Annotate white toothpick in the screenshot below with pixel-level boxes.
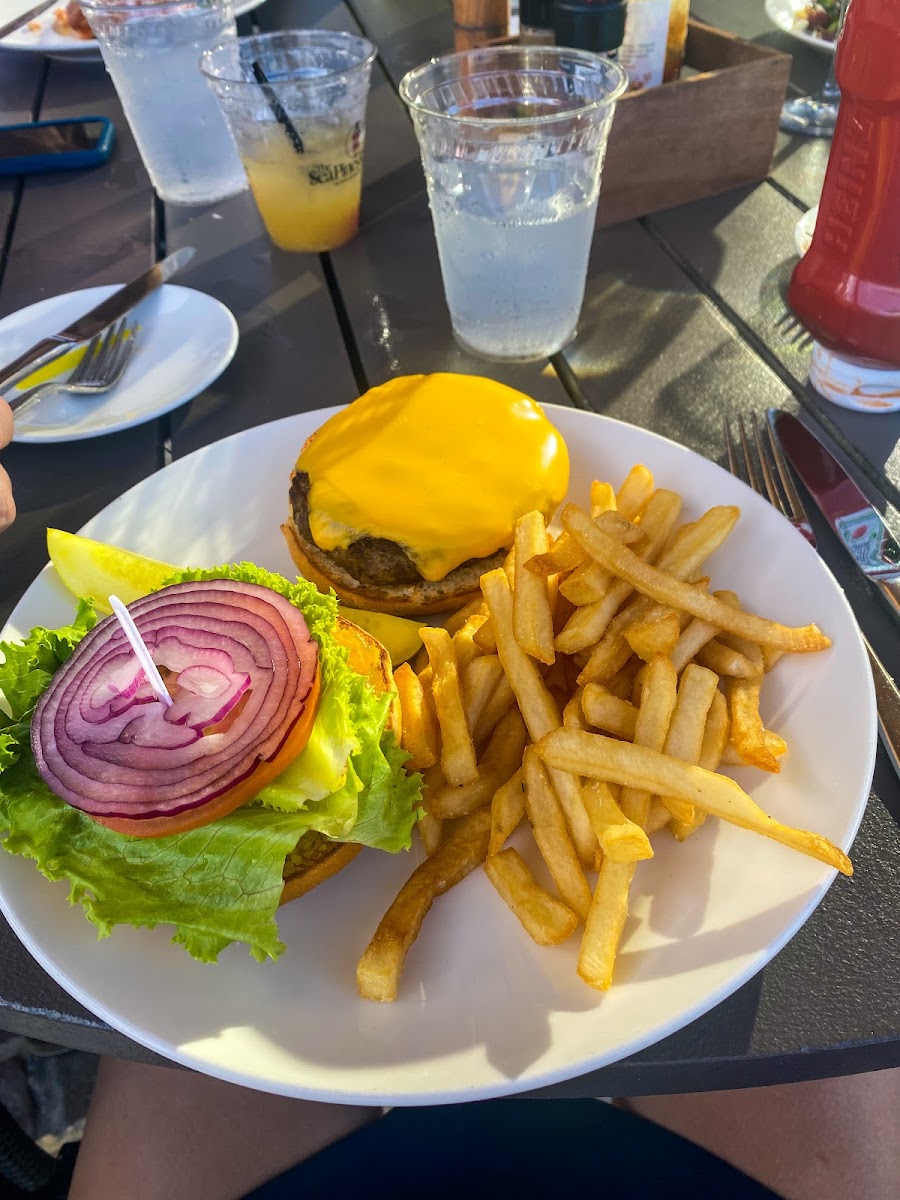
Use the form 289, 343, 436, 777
109, 594, 173, 709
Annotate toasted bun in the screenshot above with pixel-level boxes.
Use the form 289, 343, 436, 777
279, 616, 398, 905
281, 517, 485, 617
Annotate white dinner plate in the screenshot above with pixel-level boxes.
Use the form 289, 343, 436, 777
0, 407, 875, 1104
765, 0, 837, 53
0, 0, 265, 56
2, 284, 238, 443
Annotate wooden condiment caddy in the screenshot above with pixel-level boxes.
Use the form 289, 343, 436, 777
450, 10, 792, 227
597, 20, 792, 226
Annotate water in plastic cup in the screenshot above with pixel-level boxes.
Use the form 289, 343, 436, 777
202, 31, 375, 253
80, 0, 246, 206
400, 47, 627, 361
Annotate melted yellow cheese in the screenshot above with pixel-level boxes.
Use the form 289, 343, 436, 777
299, 374, 569, 583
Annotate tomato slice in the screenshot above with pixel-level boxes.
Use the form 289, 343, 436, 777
92, 668, 321, 838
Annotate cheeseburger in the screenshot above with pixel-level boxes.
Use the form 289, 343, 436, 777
282, 374, 570, 616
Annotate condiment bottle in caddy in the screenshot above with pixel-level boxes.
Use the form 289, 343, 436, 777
619, 0, 690, 89
788, 0, 900, 413
554, 1, 628, 59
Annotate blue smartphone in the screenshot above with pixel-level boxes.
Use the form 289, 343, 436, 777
0, 116, 115, 176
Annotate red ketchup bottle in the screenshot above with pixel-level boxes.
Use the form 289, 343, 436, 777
788, 0, 900, 412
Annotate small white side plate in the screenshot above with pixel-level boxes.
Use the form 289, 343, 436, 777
2, 284, 239, 443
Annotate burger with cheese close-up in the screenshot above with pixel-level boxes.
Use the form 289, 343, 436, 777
282, 373, 571, 616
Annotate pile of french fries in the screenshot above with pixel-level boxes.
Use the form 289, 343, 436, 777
356, 466, 852, 1004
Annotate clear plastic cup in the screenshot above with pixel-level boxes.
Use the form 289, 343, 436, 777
80, 0, 247, 206
400, 46, 627, 361
202, 31, 376, 253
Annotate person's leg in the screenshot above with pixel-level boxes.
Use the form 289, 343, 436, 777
623, 1066, 900, 1200
68, 1058, 378, 1200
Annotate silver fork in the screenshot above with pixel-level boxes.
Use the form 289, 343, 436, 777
725, 410, 900, 781
9, 319, 138, 418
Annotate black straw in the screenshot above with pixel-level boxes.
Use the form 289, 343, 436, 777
251, 60, 305, 154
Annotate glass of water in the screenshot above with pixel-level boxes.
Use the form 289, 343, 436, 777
80, 0, 247, 206
400, 46, 627, 362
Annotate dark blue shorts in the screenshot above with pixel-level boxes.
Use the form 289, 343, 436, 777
246, 1099, 781, 1199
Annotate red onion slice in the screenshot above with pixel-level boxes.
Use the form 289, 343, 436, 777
32, 580, 319, 821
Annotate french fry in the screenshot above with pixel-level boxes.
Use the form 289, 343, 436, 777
646, 797, 672, 835
420, 627, 478, 787
616, 464, 654, 521
559, 560, 613, 606
472, 617, 498, 653
716, 612, 781, 773
489, 767, 525, 856
575, 511, 737, 683
462, 654, 504, 735
624, 611, 681, 661
537, 729, 852, 875
721, 729, 788, 767
418, 763, 445, 854
578, 859, 636, 991
764, 647, 785, 673
452, 614, 488, 671
562, 504, 831, 653
503, 542, 516, 587
557, 581, 633, 656
658, 663, 719, 822
654, 507, 741, 577
671, 616, 719, 674
555, 494, 682, 654
560, 491, 642, 604
485, 849, 579, 946
582, 683, 638, 741
473, 672, 516, 747
562, 688, 587, 730
728, 674, 781, 772
766, 730, 788, 757
553, 591, 577, 637
481, 568, 598, 867
513, 511, 555, 665
357, 809, 491, 1002
394, 663, 439, 771
525, 531, 586, 579
559, 529, 646, 607
695, 639, 758, 679
417, 811, 444, 856
523, 748, 592, 922
619, 653, 678, 828
591, 479, 618, 515
606, 660, 642, 702
671, 689, 730, 841
444, 596, 486, 637
578, 578, 711, 687
582, 778, 653, 864
427, 707, 528, 820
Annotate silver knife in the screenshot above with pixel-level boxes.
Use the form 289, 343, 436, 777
0, 246, 195, 395
0, 2, 55, 41
772, 409, 900, 777
772, 410, 900, 622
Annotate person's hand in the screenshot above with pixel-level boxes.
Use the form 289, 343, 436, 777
0, 398, 14, 531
